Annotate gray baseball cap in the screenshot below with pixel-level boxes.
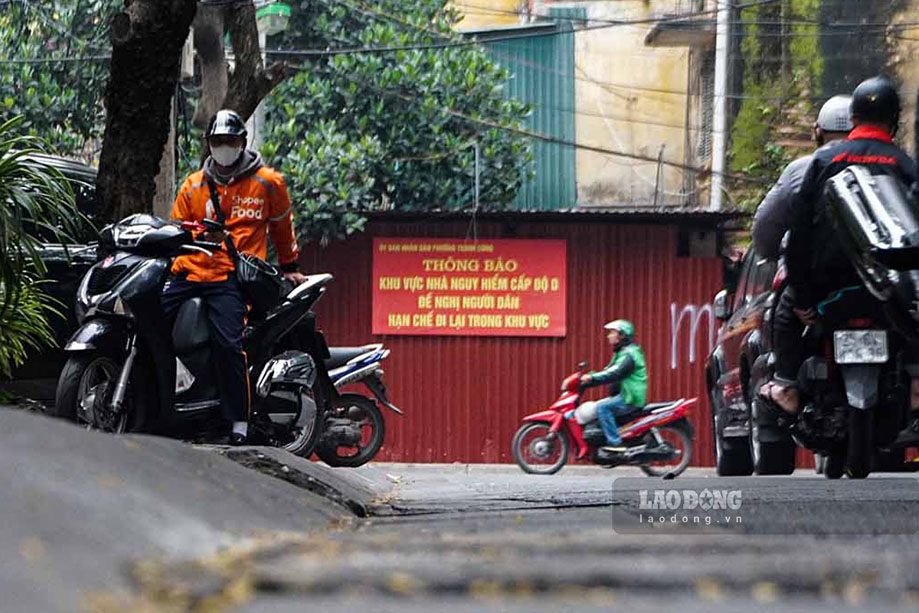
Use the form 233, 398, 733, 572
816, 95, 853, 132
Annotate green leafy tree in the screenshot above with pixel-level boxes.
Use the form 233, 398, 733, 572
261, 0, 532, 243
0, 1, 120, 162
729, 0, 822, 211
0, 117, 85, 378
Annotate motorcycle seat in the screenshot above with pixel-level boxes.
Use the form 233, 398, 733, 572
617, 407, 646, 425
617, 400, 683, 426
643, 399, 682, 412
324, 344, 382, 369
173, 298, 211, 354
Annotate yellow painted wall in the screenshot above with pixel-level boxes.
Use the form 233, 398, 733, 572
540, 1, 694, 207
451, 0, 522, 30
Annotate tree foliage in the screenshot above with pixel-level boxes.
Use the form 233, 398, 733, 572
728, 0, 822, 211
261, 0, 532, 243
0, 0, 120, 161
0, 282, 60, 380
0, 117, 85, 378
1, 0, 532, 244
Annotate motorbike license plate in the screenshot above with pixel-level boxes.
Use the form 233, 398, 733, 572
833, 330, 888, 364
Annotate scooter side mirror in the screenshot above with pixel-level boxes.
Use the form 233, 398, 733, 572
713, 289, 732, 321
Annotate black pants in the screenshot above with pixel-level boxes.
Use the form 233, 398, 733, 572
161, 277, 249, 423
772, 286, 806, 385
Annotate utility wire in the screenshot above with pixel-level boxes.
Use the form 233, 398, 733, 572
453, 1, 919, 31
310, 67, 771, 186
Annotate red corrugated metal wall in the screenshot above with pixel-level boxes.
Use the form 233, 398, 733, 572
300, 219, 723, 465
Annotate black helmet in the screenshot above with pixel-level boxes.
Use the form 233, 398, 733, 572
206, 109, 248, 140
850, 76, 900, 127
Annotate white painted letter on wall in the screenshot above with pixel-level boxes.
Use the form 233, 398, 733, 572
670, 303, 715, 370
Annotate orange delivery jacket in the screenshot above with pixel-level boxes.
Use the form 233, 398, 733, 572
170, 163, 300, 283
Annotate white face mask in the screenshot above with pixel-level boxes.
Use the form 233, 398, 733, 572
210, 144, 243, 167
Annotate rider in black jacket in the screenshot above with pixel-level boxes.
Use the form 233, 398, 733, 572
760, 76, 918, 417
752, 94, 852, 260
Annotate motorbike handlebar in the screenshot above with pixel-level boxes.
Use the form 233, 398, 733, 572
201, 218, 225, 233
192, 240, 223, 251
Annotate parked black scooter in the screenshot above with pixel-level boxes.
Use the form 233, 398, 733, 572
53, 213, 329, 456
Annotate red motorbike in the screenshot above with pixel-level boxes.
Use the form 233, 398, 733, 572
512, 363, 697, 476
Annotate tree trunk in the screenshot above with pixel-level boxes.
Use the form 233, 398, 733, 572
192, 3, 228, 130
152, 95, 176, 218
191, 1, 298, 164
96, 0, 197, 222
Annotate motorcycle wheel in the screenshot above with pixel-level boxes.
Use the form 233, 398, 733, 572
846, 408, 873, 479
282, 395, 322, 459
512, 422, 569, 475
54, 351, 137, 433
749, 396, 796, 475
824, 448, 845, 480
711, 398, 753, 476
814, 453, 826, 475
315, 394, 385, 468
641, 422, 693, 477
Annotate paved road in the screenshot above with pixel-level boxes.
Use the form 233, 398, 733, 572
4, 407, 919, 612
0, 408, 347, 612
114, 463, 919, 611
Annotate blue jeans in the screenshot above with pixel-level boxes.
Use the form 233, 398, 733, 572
596, 395, 633, 446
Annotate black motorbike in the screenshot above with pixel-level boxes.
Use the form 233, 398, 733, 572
752, 166, 919, 478
53, 213, 330, 456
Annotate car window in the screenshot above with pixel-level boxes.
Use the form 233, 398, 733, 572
733, 251, 755, 311
73, 179, 99, 219
758, 260, 777, 297
745, 257, 776, 302
33, 176, 99, 243
23, 158, 99, 243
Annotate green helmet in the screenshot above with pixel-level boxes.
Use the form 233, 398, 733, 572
604, 319, 634, 340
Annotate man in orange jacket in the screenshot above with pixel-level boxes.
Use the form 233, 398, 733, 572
163, 109, 306, 444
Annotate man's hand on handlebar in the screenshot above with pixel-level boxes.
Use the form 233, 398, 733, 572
283, 271, 308, 286
203, 230, 228, 244
200, 219, 227, 244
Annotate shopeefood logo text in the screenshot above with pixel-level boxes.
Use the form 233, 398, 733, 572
230, 195, 265, 220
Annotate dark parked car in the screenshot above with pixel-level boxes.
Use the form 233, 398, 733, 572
704, 247, 798, 475
2, 155, 99, 405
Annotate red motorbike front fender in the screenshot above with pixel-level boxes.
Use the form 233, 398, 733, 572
522, 409, 566, 431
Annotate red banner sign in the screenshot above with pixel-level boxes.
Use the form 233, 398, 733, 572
372, 238, 567, 337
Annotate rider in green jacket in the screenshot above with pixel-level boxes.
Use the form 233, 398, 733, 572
580, 319, 647, 452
